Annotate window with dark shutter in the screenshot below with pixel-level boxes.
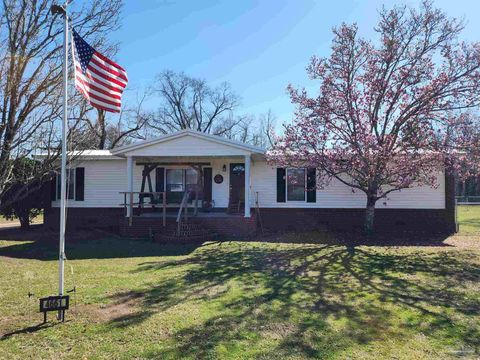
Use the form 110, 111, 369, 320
75, 167, 85, 201
276, 168, 286, 202
56, 170, 75, 200
306, 168, 316, 203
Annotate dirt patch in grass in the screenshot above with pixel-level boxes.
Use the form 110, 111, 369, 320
260, 322, 298, 340
0, 316, 20, 335
73, 292, 144, 323
445, 235, 480, 250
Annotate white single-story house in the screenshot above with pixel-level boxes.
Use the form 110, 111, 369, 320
44, 129, 456, 239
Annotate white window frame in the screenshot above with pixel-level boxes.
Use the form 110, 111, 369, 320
286, 168, 306, 202
165, 168, 185, 192
164, 167, 199, 193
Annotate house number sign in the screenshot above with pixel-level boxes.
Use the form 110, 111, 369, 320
39, 295, 69, 323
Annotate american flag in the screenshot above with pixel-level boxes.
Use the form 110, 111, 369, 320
72, 29, 128, 113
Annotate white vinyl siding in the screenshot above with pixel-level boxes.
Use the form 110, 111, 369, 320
52, 160, 128, 208
52, 158, 232, 209
52, 160, 445, 210
123, 136, 252, 157
251, 161, 445, 209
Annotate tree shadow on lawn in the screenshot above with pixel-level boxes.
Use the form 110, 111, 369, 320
261, 229, 455, 247
0, 224, 455, 261
107, 243, 480, 358
0, 321, 63, 340
0, 228, 200, 260
0, 225, 458, 260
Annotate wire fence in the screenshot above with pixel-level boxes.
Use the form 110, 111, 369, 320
456, 196, 480, 204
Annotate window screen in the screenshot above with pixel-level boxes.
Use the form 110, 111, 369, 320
287, 168, 306, 201
166, 169, 184, 192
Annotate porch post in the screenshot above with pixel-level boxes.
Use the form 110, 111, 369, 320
127, 156, 133, 219
244, 154, 251, 218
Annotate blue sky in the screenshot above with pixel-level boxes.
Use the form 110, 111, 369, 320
111, 0, 480, 127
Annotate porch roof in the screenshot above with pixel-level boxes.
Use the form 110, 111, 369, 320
111, 129, 265, 158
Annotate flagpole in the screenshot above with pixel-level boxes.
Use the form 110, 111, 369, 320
52, 3, 68, 320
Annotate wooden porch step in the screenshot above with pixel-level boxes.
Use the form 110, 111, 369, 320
120, 212, 257, 240
155, 231, 218, 243
156, 234, 217, 244
153, 221, 218, 243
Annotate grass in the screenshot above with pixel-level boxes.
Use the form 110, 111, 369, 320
457, 205, 480, 234
0, 216, 17, 224
0, 208, 478, 359
0, 213, 43, 226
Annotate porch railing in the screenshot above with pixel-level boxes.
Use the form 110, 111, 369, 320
120, 191, 166, 227
176, 189, 192, 236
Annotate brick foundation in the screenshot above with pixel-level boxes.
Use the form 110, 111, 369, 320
257, 208, 455, 234
119, 217, 175, 239
191, 216, 257, 239
118, 215, 257, 240
45, 206, 456, 238
257, 172, 457, 235
43, 173, 456, 237
44, 207, 123, 232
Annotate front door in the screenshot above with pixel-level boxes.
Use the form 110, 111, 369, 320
229, 163, 245, 206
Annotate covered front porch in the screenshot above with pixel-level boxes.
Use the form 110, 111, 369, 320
110, 130, 265, 233
120, 154, 253, 224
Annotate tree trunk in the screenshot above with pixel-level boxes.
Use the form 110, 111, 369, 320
364, 195, 377, 235
19, 214, 30, 230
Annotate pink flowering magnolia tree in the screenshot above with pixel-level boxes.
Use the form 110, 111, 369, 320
271, 1, 480, 234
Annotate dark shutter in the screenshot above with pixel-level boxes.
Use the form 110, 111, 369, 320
203, 167, 212, 202
50, 176, 57, 201
75, 167, 85, 201
155, 167, 165, 192
276, 168, 286, 202
307, 168, 316, 203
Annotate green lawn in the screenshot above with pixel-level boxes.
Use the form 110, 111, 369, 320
458, 205, 480, 234
0, 209, 479, 359
0, 216, 16, 224
0, 213, 43, 226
